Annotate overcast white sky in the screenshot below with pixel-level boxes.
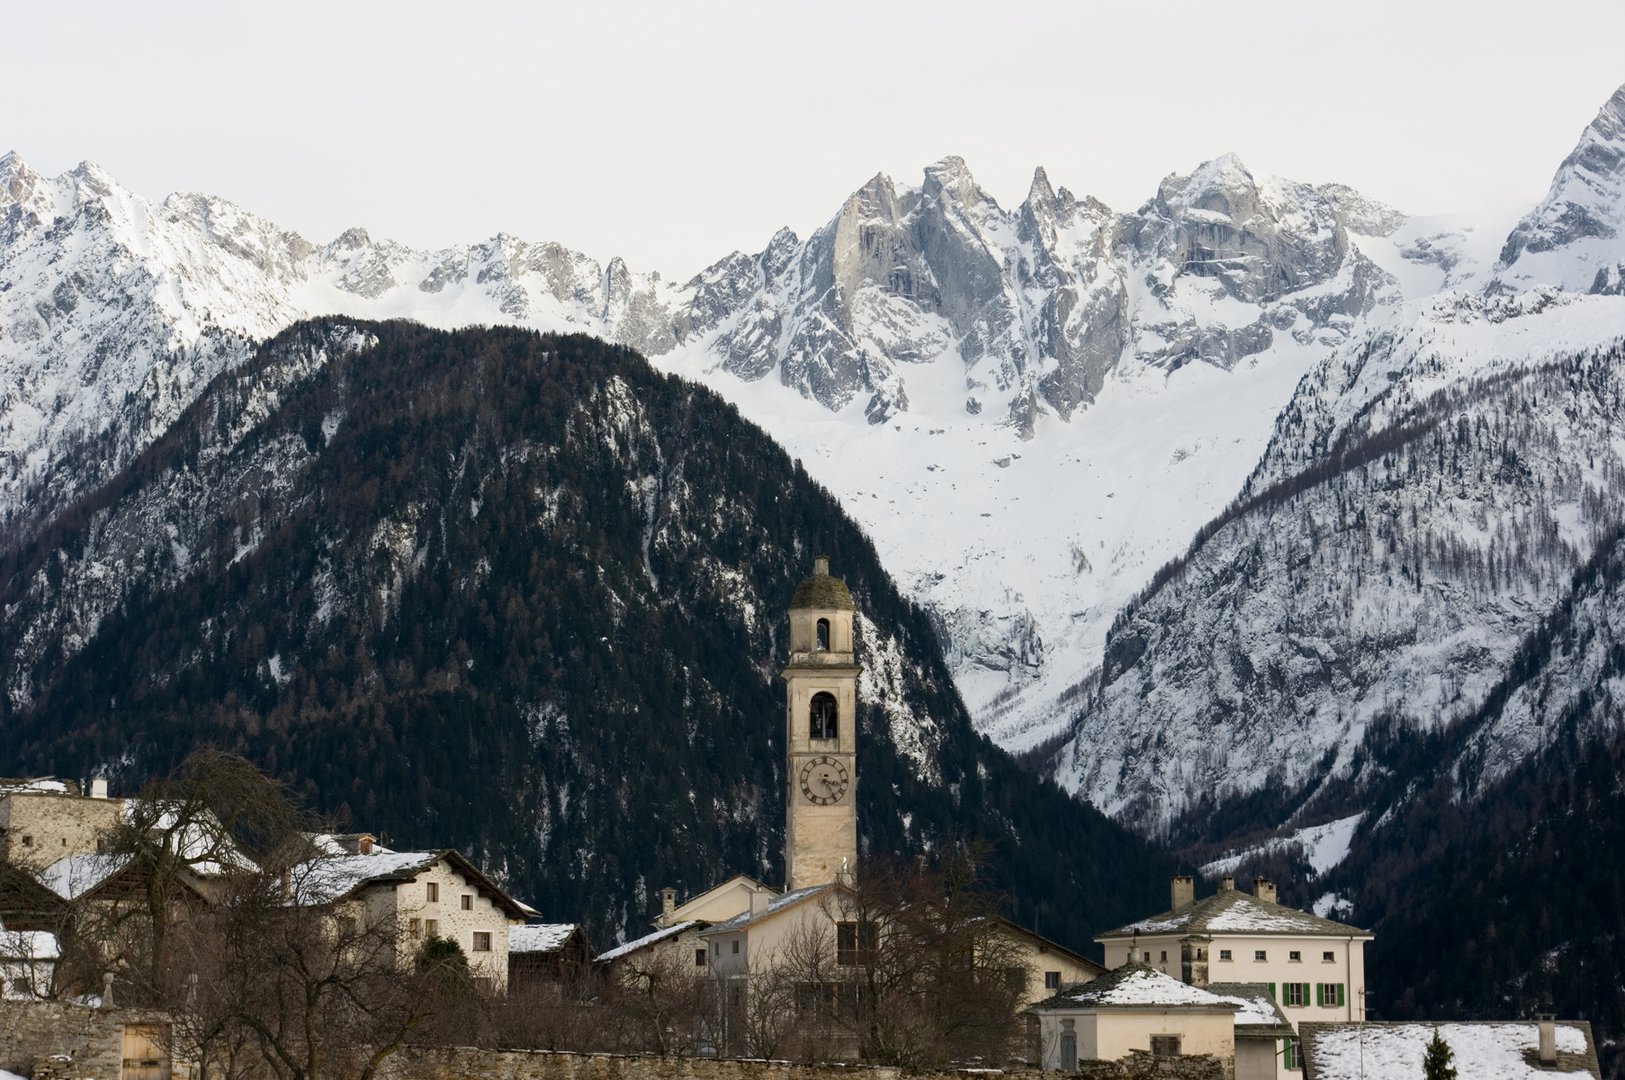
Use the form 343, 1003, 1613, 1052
7, 0, 1625, 277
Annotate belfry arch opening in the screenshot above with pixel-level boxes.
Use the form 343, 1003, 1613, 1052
815, 618, 830, 651
810, 692, 838, 740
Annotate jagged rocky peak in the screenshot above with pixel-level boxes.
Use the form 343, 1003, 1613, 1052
1136, 152, 1350, 304
1316, 182, 1407, 237
1498, 81, 1625, 290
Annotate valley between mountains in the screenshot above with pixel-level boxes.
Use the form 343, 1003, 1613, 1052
4, 73, 1625, 1068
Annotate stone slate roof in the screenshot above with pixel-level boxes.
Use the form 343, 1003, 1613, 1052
1298, 1021, 1601, 1080
791, 571, 854, 610
700, 883, 835, 934
1097, 886, 1370, 940
509, 923, 585, 955
1027, 963, 1240, 1012
1206, 982, 1295, 1035
596, 920, 705, 963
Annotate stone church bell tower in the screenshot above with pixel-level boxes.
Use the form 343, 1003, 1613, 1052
783, 556, 861, 890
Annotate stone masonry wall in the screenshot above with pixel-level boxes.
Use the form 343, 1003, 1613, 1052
384, 1046, 1227, 1080
0, 1001, 169, 1080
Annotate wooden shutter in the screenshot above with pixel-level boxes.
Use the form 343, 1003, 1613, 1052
1337, 983, 1346, 1007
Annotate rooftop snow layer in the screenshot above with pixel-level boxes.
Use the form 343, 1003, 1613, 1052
509, 923, 581, 955
1029, 964, 1240, 1011
1098, 885, 1369, 939
38, 853, 131, 900
596, 920, 703, 962
287, 850, 439, 905
702, 884, 832, 934
1300, 1021, 1598, 1080
1206, 983, 1294, 1031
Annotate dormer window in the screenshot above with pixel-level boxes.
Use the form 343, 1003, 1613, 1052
810, 692, 838, 740
816, 619, 830, 651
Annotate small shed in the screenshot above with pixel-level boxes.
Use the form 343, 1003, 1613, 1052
508, 923, 594, 993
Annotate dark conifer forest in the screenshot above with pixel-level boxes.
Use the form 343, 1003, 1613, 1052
0, 319, 1172, 949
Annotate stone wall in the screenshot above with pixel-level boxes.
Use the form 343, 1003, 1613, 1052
383, 1046, 1227, 1080
0, 1000, 169, 1080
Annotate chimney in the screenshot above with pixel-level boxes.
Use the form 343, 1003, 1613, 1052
1538, 1014, 1556, 1065
335, 833, 376, 855
814, 555, 830, 576
90, 777, 109, 799
660, 887, 676, 920
1253, 877, 1278, 904
749, 889, 771, 917
1170, 875, 1195, 912
1220, 876, 1235, 891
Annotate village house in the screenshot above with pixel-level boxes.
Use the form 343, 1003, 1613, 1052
1096, 874, 1371, 1075
1029, 964, 1240, 1073
290, 836, 529, 991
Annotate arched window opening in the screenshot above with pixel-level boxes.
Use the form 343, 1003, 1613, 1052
810, 692, 838, 740
816, 619, 831, 651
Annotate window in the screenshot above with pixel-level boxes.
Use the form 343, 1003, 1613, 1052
408, 917, 421, 936
1283, 1037, 1302, 1070
1004, 967, 1026, 992
19, 835, 31, 847
837, 921, 879, 966
1218, 949, 1232, 961
816, 618, 830, 651
810, 692, 838, 740
1150, 1035, 1181, 1057
472, 932, 491, 952
425, 919, 439, 937
695, 949, 707, 968
1254, 949, 1267, 962
1044, 971, 1061, 990
1159, 950, 1168, 962
1289, 950, 1301, 962
461, 894, 473, 911
1316, 983, 1347, 1007
1284, 982, 1310, 1007
731, 940, 739, 955
1322, 950, 1336, 963
426, 882, 439, 903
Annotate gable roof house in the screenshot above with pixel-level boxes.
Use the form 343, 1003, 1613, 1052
286, 845, 528, 990
1028, 963, 1240, 1073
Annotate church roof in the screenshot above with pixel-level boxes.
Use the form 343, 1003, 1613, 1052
791, 570, 853, 610
1097, 885, 1370, 940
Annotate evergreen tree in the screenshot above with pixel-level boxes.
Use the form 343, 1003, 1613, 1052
1423, 1026, 1456, 1080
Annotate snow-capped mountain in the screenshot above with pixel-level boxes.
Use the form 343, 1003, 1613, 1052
1, 141, 1464, 749
1046, 82, 1625, 846
1497, 83, 1625, 293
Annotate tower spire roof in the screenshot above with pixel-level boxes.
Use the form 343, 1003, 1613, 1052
791, 555, 854, 610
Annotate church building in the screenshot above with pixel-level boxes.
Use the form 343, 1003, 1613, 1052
596, 557, 1100, 1025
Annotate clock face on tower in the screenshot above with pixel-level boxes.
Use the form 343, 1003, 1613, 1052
798, 755, 850, 805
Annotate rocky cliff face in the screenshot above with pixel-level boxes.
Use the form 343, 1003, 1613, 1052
0, 142, 1420, 749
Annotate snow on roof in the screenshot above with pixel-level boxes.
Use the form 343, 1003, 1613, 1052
1300, 1021, 1599, 1080
0, 926, 60, 960
701, 883, 831, 934
596, 920, 703, 963
287, 851, 439, 905
1029, 964, 1240, 1012
38, 853, 131, 900
509, 923, 581, 955
1205, 983, 1293, 1031
1098, 885, 1370, 939
0, 778, 72, 795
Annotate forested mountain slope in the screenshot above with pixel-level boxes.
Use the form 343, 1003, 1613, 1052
0, 319, 1171, 947
1316, 530, 1625, 1076
1052, 326, 1625, 841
